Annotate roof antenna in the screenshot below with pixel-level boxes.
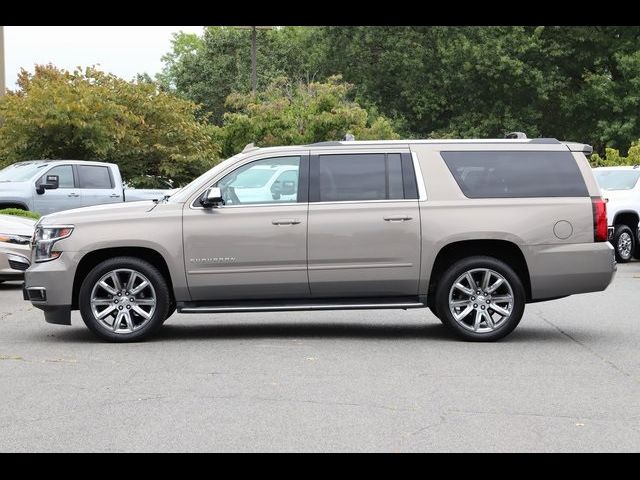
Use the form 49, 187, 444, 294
343, 133, 355, 141
505, 132, 527, 139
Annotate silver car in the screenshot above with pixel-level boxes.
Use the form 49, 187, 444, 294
0, 214, 35, 283
23, 138, 616, 342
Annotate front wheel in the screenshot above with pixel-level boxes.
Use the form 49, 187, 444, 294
612, 225, 635, 263
79, 257, 170, 342
434, 256, 525, 342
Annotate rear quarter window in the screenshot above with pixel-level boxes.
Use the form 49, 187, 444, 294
441, 151, 589, 198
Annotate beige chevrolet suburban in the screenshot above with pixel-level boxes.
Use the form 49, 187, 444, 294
23, 138, 616, 342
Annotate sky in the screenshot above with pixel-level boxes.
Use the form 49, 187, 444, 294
3, 26, 205, 89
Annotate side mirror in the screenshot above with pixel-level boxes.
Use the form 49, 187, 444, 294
36, 175, 59, 195
200, 187, 224, 208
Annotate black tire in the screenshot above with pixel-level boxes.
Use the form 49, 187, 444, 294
163, 301, 177, 324
79, 256, 170, 342
435, 256, 525, 342
612, 225, 635, 263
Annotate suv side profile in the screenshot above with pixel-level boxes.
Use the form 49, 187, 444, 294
24, 138, 616, 342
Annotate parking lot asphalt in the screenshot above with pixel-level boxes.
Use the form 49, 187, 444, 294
1, 262, 639, 452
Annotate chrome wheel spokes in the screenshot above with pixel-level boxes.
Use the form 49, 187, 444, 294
618, 232, 632, 259
90, 269, 156, 334
448, 268, 514, 333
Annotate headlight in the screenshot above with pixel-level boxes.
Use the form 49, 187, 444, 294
33, 226, 74, 263
0, 233, 32, 245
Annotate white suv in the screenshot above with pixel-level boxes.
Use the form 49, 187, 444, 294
593, 166, 640, 262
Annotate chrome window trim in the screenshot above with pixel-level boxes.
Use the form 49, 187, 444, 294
411, 151, 427, 201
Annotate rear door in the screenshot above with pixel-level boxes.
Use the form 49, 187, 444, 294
77, 164, 121, 207
307, 149, 422, 298
33, 164, 82, 214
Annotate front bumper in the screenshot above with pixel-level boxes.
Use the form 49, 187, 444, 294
24, 252, 79, 326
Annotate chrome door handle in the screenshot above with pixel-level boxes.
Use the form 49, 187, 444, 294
109, 193, 121, 198
383, 215, 412, 222
67, 193, 80, 198
272, 218, 302, 226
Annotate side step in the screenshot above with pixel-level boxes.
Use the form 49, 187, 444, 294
177, 297, 426, 314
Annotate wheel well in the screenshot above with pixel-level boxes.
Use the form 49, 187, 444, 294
428, 240, 532, 303
0, 203, 28, 210
613, 211, 639, 232
72, 247, 175, 309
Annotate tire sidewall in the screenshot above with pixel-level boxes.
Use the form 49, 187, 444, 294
435, 256, 525, 342
613, 225, 635, 263
79, 257, 170, 342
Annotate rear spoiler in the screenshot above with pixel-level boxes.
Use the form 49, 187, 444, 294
563, 142, 593, 155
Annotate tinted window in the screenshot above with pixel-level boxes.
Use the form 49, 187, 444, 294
77, 165, 113, 189
441, 151, 588, 198
40, 165, 74, 188
216, 156, 300, 205
318, 154, 406, 202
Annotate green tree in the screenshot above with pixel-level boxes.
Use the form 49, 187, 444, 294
158, 26, 326, 124
0, 64, 220, 187
214, 75, 399, 157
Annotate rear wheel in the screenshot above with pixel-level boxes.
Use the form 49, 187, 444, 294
435, 256, 525, 341
612, 225, 635, 263
79, 257, 170, 342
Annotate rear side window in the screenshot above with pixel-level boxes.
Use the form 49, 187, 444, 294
77, 165, 114, 189
441, 151, 588, 198
315, 153, 413, 202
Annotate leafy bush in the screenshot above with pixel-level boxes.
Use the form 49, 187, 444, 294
590, 141, 640, 167
214, 75, 400, 157
0, 65, 220, 187
0, 208, 41, 220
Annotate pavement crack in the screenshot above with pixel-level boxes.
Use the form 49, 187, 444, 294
409, 414, 447, 436
199, 394, 415, 412
535, 309, 636, 382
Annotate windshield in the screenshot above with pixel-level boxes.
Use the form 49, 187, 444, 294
594, 170, 640, 191
0, 162, 49, 182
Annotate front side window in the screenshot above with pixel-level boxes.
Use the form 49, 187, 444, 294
216, 156, 301, 205
77, 165, 114, 189
39, 165, 74, 188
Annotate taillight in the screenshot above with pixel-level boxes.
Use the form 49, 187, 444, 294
591, 196, 608, 242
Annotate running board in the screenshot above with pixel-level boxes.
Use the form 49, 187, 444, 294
178, 298, 425, 314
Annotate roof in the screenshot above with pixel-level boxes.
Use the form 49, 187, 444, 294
12, 159, 117, 167
593, 165, 640, 170
240, 138, 593, 155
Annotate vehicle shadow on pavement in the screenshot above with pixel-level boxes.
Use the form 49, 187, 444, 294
147, 322, 560, 343
0, 282, 24, 290
32, 319, 567, 344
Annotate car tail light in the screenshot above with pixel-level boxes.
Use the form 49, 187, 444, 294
591, 196, 608, 242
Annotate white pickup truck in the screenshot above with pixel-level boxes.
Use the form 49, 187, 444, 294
593, 166, 640, 262
0, 160, 172, 215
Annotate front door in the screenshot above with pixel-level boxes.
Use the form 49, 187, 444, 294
183, 154, 310, 301
307, 151, 421, 298
33, 164, 82, 215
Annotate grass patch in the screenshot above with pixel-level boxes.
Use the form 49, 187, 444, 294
0, 208, 41, 220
